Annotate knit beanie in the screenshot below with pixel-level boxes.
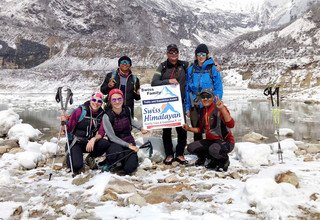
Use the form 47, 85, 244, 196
118, 56, 132, 66
195, 44, 209, 54
92, 92, 104, 99
108, 88, 124, 100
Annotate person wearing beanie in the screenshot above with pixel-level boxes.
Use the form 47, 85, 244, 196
95, 88, 148, 174
60, 91, 110, 175
185, 43, 224, 142
151, 44, 189, 165
100, 55, 140, 118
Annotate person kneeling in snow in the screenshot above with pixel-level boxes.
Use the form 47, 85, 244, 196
61, 92, 110, 175
183, 88, 235, 172
96, 88, 148, 174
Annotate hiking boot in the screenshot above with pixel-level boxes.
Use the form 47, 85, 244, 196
205, 159, 219, 170
215, 158, 230, 172
195, 157, 206, 166
98, 158, 109, 167
85, 155, 98, 170
100, 164, 111, 172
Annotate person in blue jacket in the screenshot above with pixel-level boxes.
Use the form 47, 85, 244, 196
185, 43, 223, 141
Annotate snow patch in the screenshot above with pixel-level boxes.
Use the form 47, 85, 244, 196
0, 109, 21, 136
7, 123, 41, 142
278, 18, 316, 40
40, 141, 59, 155
16, 151, 43, 169
235, 142, 271, 166
270, 138, 298, 154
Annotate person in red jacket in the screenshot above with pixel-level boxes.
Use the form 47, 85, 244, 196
183, 88, 235, 171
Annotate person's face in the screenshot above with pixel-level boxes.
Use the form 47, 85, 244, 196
200, 92, 214, 107
167, 49, 179, 64
119, 60, 131, 72
90, 96, 103, 111
110, 93, 124, 109
196, 52, 208, 66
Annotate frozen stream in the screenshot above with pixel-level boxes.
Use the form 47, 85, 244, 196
1, 88, 319, 143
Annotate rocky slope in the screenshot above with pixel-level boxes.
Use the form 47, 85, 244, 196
0, 0, 319, 69
219, 4, 320, 90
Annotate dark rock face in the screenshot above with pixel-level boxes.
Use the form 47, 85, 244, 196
0, 39, 50, 69
0, 40, 16, 67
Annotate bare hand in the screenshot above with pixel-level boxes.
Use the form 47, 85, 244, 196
135, 89, 140, 95
216, 63, 222, 71
182, 124, 190, 131
128, 144, 139, 152
186, 111, 190, 118
86, 138, 96, 152
60, 114, 68, 122
214, 58, 222, 71
215, 96, 224, 109
108, 79, 116, 88
59, 126, 65, 136
169, 79, 179, 85
141, 128, 149, 134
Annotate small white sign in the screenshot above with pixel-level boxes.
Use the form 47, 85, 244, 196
140, 84, 185, 130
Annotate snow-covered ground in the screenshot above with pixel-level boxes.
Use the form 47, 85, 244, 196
0, 86, 319, 219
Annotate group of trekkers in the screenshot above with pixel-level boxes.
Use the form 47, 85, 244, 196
61, 43, 235, 176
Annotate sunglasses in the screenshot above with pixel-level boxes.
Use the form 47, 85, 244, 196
91, 98, 103, 104
196, 52, 207, 57
120, 60, 130, 65
200, 93, 213, 99
168, 51, 179, 55
111, 97, 123, 103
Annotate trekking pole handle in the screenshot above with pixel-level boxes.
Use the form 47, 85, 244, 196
65, 88, 73, 110
264, 87, 276, 107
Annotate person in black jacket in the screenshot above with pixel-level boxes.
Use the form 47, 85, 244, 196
100, 56, 140, 118
151, 44, 189, 165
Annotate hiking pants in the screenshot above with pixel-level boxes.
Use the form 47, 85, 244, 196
106, 143, 138, 174
67, 138, 110, 172
187, 139, 234, 161
162, 126, 187, 157
190, 106, 203, 141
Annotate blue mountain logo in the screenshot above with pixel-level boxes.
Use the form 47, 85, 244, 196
156, 86, 177, 97
160, 103, 179, 114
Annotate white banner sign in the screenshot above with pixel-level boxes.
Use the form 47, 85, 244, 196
140, 84, 185, 130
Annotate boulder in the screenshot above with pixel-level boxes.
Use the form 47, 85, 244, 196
242, 132, 268, 144
127, 193, 147, 206
275, 171, 299, 188
107, 178, 137, 194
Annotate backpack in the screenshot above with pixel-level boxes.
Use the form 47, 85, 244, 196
111, 70, 138, 91
66, 105, 87, 123
160, 60, 188, 78
66, 105, 87, 140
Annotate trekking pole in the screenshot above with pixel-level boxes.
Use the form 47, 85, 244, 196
100, 141, 153, 172
139, 140, 153, 158
49, 86, 74, 180
49, 87, 64, 181
264, 86, 283, 163
63, 88, 75, 177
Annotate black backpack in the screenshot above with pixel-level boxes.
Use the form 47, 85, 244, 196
160, 60, 188, 78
